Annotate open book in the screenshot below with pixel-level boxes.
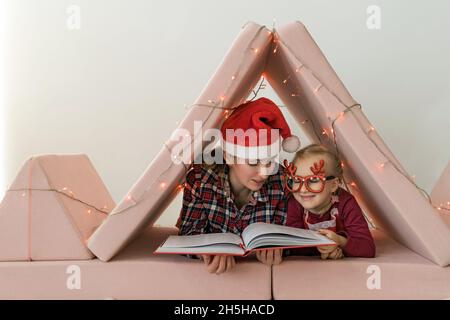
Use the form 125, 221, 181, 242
154, 222, 336, 256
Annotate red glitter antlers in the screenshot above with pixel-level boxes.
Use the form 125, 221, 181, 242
310, 159, 325, 176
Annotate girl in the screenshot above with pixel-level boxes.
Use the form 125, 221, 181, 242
283, 144, 376, 260
176, 97, 300, 274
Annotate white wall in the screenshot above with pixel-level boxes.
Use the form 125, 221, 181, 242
1, 0, 449, 227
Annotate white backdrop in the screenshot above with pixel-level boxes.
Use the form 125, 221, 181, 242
1, 0, 449, 227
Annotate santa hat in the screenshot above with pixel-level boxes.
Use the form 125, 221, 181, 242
220, 97, 301, 159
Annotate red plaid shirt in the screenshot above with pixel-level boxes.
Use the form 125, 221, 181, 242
176, 164, 288, 236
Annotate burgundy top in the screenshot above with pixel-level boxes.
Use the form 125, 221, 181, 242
286, 188, 376, 258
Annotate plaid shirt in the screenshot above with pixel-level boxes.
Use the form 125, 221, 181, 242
176, 164, 288, 237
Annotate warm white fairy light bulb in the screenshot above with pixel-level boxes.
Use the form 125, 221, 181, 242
173, 154, 182, 162
378, 162, 387, 169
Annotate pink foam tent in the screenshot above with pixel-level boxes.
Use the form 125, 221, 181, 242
88, 21, 450, 267
1, 21, 449, 299
0, 155, 113, 261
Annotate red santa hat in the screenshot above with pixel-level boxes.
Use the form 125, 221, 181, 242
220, 97, 301, 160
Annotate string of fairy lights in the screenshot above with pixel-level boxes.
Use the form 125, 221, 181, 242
7, 186, 110, 215
7, 23, 450, 221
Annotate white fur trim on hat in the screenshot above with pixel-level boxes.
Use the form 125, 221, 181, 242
221, 138, 281, 160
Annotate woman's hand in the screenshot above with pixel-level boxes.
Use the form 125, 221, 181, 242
198, 255, 236, 274
255, 249, 283, 266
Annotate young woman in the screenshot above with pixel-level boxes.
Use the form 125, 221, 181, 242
176, 97, 300, 274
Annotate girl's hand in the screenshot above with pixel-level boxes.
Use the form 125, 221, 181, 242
198, 255, 236, 274
320, 246, 344, 260
256, 249, 283, 266
317, 229, 348, 247
317, 244, 338, 255
328, 247, 344, 260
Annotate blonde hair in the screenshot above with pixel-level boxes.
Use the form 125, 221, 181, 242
292, 144, 343, 179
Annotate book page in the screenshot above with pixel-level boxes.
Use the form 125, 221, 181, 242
159, 232, 242, 248
154, 243, 245, 255
241, 222, 335, 250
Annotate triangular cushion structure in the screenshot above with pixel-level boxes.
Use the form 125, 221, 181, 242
0, 154, 115, 261
88, 21, 450, 266
431, 161, 450, 227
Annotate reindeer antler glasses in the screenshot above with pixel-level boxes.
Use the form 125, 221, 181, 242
283, 159, 336, 193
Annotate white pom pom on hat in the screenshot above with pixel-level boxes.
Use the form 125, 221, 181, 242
282, 135, 301, 153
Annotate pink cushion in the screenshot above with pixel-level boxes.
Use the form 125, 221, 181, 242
0, 154, 113, 261
272, 230, 450, 299
0, 226, 271, 299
